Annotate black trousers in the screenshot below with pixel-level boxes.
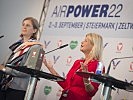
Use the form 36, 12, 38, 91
0, 88, 25, 100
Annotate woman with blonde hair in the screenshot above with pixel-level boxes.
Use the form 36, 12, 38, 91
43, 33, 105, 100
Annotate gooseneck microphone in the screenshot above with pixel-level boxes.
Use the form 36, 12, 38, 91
101, 56, 133, 100
106, 56, 133, 75
45, 44, 68, 54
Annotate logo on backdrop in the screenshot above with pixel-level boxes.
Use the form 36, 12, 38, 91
112, 60, 121, 70
44, 86, 52, 95
53, 55, 60, 64
70, 40, 78, 50
112, 59, 133, 73
51, 4, 123, 18
47, 3, 133, 31
58, 40, 63, 47
44, 40, 51, 49
116, 42, 123, 53
66, 56, 72, 66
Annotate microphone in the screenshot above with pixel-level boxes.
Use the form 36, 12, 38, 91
59, 44, 68, 49
45, 44, 68, 54
106, 56, 133, 75
100, 56, 133, 100
0, 35, 4, 39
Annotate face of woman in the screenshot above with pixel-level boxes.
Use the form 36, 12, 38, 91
80, 36, 93, 54
21, 20, 36, 38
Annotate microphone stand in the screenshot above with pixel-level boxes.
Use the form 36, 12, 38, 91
100, 56, 133, 100
107, 56, 133, 75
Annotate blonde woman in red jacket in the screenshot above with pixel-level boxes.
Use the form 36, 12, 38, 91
43, 33, 105, 100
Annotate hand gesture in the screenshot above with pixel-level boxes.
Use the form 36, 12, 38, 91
80, 62, 88, 72
15, 41, 45, 53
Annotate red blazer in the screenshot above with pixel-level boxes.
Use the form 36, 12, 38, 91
58, 59, 105, 100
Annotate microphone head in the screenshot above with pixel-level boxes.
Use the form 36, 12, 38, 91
0, 35, 4, 38
59, 44, 68, 49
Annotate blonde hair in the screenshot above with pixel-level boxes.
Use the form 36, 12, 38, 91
86, 33, 103, 61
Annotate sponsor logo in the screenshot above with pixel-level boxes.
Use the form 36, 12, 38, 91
44, 86, 52, 95
70, 41, 78, 50
116, 42, 123, 53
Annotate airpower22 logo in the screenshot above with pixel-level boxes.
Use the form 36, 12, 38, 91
51, 4, 123, 18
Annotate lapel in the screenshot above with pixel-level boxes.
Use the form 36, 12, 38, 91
7, 45, 31, 64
